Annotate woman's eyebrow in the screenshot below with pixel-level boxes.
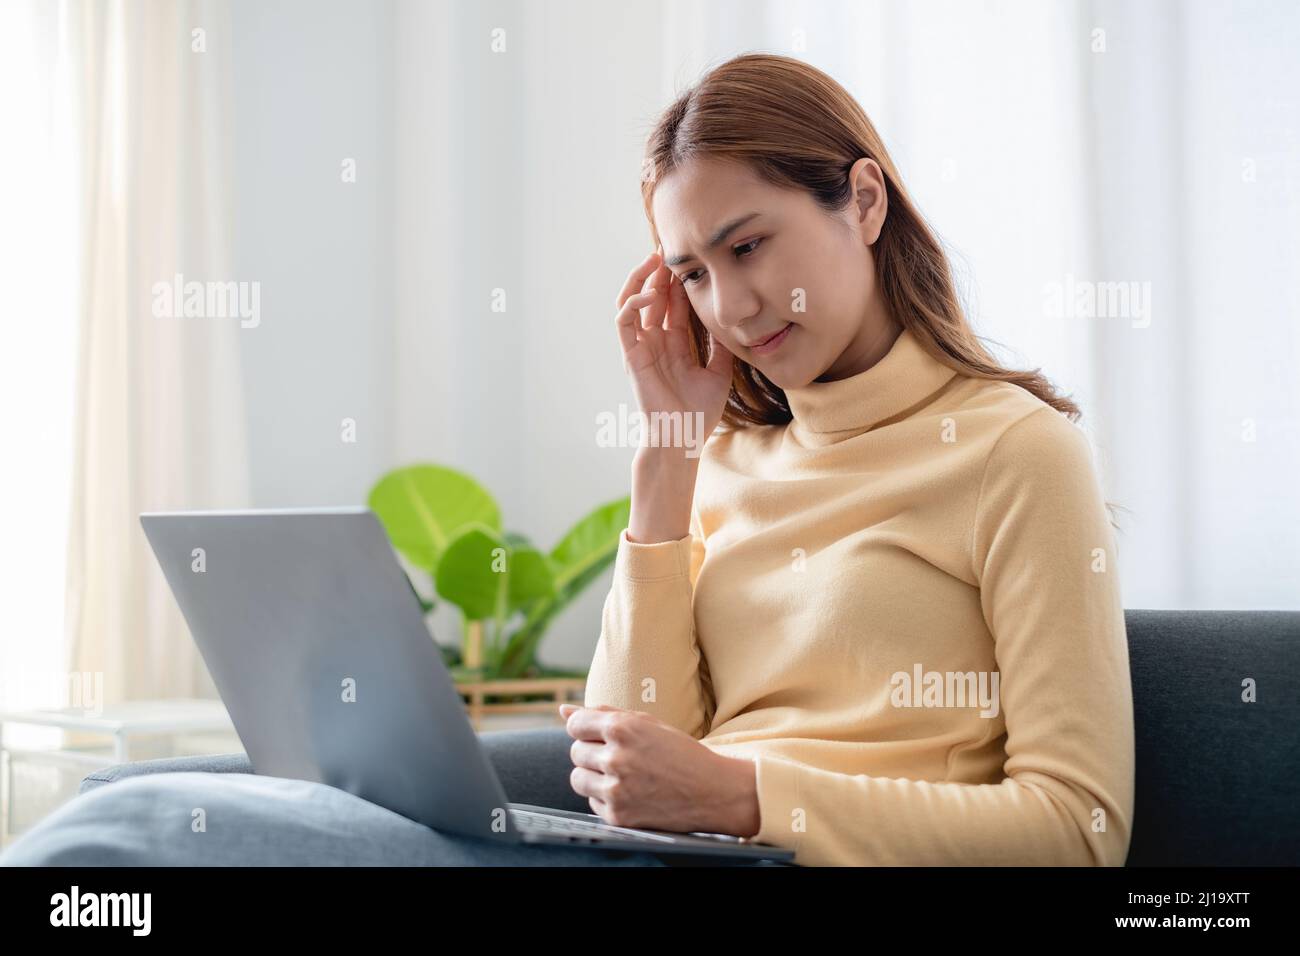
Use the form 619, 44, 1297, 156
665, 212, 762, 267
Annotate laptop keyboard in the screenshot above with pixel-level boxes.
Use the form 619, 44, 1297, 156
509, 808, 680, 844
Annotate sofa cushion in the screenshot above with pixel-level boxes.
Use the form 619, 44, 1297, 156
1125, 609, 1300, 865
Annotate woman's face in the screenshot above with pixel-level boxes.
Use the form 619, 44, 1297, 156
651, 156, 893, 389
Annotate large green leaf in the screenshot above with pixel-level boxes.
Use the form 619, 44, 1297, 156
497, 496, 631, 677
367, 464, 501, 571
547, 497, 633, 589
435, 525, 556, 621
507, 547, 555, 609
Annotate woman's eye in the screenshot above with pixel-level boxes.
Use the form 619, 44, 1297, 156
681, 238, 763, 285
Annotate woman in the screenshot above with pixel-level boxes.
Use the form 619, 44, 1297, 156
1, 53, 1130, 870
566, 52, 1134, 867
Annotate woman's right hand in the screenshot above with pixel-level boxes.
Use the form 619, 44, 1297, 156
615, 246, 735, 450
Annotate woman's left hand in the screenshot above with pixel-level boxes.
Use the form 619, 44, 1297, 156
559, 703, 760, 837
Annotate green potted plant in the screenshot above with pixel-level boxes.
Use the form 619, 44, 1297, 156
366, 464, 628, 710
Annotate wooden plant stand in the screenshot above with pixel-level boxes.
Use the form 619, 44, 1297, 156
453, 621, 586, 731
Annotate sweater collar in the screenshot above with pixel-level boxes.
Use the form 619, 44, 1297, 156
783, 325, 960, 434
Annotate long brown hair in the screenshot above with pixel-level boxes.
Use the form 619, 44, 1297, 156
639, 53, 1126, 531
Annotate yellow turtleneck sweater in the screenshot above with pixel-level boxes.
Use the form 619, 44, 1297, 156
584, 325, 1135, 867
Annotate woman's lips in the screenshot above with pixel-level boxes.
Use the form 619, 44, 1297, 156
749, 322, 793, 355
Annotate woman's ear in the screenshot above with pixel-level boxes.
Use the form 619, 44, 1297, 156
848, 156, 888, 246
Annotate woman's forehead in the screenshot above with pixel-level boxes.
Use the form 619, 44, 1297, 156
653, 157, 769, 208
653, 163, 798, 255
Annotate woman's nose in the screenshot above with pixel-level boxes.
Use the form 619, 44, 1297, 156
711, 280, 761, 331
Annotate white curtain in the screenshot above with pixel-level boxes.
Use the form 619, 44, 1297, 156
58, 0, 250, 707
0, 2, 81, 733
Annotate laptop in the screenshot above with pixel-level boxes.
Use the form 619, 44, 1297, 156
140, 507, 794, 863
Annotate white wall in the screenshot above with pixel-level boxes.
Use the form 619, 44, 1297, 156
231, 0, 396, 508
392, 0, 668, 665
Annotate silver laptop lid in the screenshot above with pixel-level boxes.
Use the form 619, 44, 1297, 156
139, 507, 518, 842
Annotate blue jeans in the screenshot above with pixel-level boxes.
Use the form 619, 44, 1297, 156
0, 727, 784, 866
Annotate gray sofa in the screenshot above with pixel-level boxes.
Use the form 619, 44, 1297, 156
74, 609, 1300, 865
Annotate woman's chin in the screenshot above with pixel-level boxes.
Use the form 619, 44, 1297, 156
754, 357, 812, 392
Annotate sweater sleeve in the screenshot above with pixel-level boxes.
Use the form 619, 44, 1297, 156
583, 504, 716, 739
747, 406, 1135, 866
